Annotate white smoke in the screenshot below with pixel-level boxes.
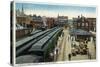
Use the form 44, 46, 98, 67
42, 16, 47, 26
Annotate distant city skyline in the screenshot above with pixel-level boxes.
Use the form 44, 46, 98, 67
16, 3, 96, 19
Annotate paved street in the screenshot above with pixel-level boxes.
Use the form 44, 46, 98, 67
57, 28, 66, 61
71, 55, 88, 60
57, 27, 71, 61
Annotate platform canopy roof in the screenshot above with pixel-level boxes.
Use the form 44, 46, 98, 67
70, 29, 92, 35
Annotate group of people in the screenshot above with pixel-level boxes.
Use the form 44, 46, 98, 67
70, 39, 92, 60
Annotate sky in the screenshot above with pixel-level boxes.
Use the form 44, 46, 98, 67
16, 3, 96, 19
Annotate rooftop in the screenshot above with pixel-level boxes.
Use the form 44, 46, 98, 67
70, 29, 91, 35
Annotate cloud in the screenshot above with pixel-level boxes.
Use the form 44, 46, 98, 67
24, 9, 96, 19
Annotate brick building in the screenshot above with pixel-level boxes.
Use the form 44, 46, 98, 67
46, 17, 55, 29
56, 15, 68, 27
73, 15, 96, 32
30, 15, 43, 29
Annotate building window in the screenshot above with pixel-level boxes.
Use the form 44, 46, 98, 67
82, 23, 84, 26
78, 23, 80, 26
93, 22, 96, 25
86, 23, 88, 26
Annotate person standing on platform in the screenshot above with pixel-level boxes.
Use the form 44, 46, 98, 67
68, 53, 71, 61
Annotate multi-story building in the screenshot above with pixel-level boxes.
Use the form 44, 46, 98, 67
46, 17, 55, 29
56, 14, 68, 27
87, 18, 96, 32
71, 15, 96, 41
31, 16, 56, 29
30, 15, 43, 29
73, 15, 96, 32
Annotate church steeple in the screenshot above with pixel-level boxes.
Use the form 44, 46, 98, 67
22, 4, 24, 12
21, 4, 24, 16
